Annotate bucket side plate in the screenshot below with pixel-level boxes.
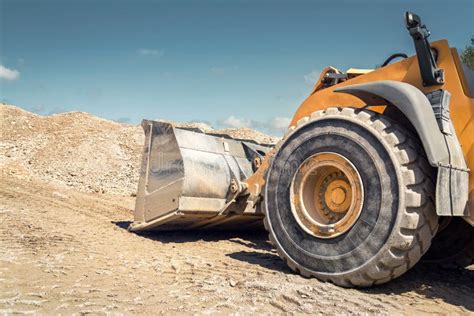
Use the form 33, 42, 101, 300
130, 120, 269, 232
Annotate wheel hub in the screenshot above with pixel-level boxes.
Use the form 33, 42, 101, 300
320, 173, 352, 215
290, 152, 364, 239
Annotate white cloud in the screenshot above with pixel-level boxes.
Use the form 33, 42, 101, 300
30, 104, 46, 113
304, 70, 320, 85
270, 117, 291, 130
0, 65, 20, 81
221, 115, 252, 128
137, 49, 164, 57
219, 115, 292, 136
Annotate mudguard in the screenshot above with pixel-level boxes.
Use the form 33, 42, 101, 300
335, 80, 470, 217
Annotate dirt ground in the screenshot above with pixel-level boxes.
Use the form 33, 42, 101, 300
1, 104, 473, 314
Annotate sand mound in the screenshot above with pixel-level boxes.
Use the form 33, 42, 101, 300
0, 104, 279, 196
1, 104, 143, 195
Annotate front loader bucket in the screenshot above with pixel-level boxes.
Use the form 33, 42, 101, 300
129, 120, 271, 232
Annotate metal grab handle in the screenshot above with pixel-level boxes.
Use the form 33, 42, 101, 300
405, 11, 445, 86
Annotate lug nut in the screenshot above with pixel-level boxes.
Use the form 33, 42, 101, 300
230, 179, 239, 193
253, 157, 262, 169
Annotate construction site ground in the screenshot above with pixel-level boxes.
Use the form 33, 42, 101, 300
1, 104, 473, 314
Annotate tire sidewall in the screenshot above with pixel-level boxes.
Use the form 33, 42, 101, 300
264, 114, 407, 277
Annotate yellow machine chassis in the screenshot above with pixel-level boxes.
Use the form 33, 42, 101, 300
246, 40, 474, 224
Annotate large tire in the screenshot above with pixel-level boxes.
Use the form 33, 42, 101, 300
263, 107, 438, 287
423, 218, 474, 268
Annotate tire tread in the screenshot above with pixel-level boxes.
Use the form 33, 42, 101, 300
262, 107, 438, 287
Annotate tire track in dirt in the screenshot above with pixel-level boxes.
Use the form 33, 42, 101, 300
1, 174, 473, 314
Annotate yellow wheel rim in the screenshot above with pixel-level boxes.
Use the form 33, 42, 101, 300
290, 152, 364, 239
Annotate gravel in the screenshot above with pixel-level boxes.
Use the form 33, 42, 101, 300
0, 103, 279, 196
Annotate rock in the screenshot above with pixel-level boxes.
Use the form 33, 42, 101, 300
52, 191, 69, 200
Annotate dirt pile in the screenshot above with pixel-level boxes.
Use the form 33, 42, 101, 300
1, 104, 143, 196
157, 119, 279, 144
209, 127, 278, 144
0, 104, 279, 196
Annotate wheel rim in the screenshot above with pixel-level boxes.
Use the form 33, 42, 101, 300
290, 152, 364, 239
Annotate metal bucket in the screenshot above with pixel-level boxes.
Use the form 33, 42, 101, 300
129, 120, 271, 232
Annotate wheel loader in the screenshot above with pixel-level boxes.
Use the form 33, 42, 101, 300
129, 12, 474, 287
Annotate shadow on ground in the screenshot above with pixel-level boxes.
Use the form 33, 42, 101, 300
113, 220, 289, 274
365, 263, 474, 311
113, 220, 269, 246
113, 220, 473, 311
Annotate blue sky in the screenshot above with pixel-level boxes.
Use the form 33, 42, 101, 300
1, 0, 473, 135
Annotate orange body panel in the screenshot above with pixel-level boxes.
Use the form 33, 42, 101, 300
246, 40, 474, 221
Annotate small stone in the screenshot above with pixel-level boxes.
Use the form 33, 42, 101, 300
52, 191, 69, 200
